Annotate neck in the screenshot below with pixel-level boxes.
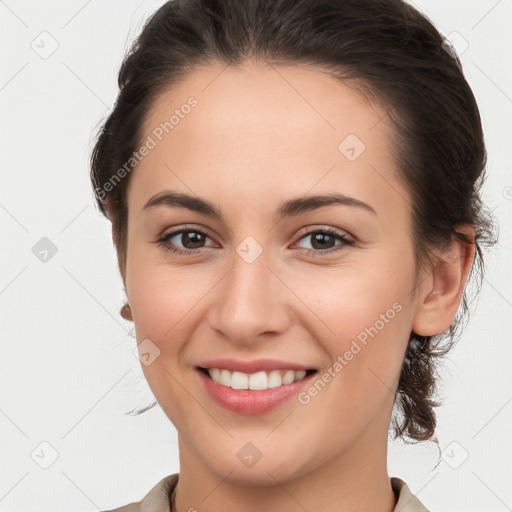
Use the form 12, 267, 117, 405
173, 425, 397, 512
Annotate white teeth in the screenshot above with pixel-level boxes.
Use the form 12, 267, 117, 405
231, 371, 249, 389
206, 368, 308, 390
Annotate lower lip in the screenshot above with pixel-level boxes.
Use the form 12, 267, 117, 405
196, 368, 317, 415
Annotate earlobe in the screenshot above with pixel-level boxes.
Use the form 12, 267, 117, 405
412, 225, 475, 337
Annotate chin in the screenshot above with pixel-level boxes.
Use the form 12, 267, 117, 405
197, 441, 312, 487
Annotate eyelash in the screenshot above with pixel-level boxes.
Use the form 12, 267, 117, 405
155, 226, 355, 257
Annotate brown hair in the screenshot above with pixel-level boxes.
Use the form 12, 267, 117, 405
90, 0, 497, 446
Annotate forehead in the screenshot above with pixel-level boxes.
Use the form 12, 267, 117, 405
128, 60, 408, 222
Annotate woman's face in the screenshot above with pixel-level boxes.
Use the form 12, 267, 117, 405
123, 60, 428, 484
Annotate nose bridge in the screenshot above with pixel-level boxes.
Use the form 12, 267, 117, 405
207, 237, 289, 343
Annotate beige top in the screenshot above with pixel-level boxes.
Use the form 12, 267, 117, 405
102, 473, 430, 511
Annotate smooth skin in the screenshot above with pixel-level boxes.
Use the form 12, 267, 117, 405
111, 60, 475, 512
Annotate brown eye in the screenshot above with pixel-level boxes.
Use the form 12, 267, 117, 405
157, 228, 214, 254
170, 231, 207, 249
294, 228, 355, 256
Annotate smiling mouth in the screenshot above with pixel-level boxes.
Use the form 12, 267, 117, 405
197, 366, 318, 391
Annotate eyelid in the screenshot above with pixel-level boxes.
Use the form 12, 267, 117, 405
156, 223, 356, 257
159, 224, 354, 241
159, 224, 216, 240
291, 226, 356, 257
295, 224, 354, 241
158, 224, 353, 244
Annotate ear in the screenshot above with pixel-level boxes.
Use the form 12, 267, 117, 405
412, 224, 476, 336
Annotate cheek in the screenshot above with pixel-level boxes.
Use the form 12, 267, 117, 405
125, 240, 184, 345
128, 268, 198, 345
125, 248, 227, 371
298, 258, 412, 341
296, 257, 414, 395
125, 251, 201, 427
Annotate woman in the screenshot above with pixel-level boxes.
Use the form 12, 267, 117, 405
90, 0, 496, 510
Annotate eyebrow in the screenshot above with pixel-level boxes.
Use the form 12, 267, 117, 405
142, 190, 377, 220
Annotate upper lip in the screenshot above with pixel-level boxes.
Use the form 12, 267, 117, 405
196, 358, 316, 373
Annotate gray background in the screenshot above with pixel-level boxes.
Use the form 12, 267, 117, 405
0, 0, 511, 510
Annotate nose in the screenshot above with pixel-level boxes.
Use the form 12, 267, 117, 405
206, 245, 291, 346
